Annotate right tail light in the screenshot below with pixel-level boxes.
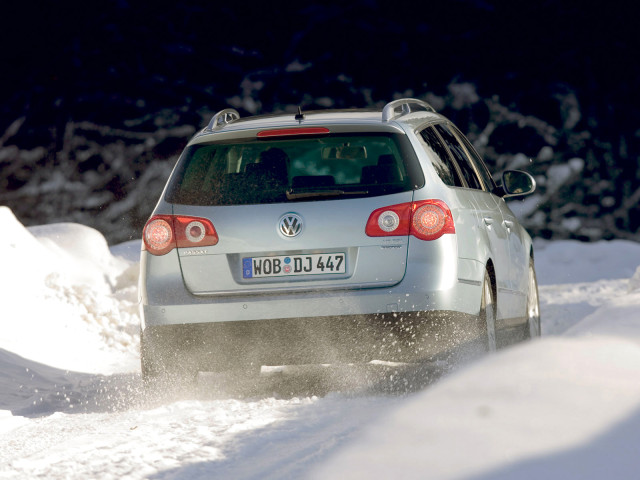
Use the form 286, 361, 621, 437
366, 200, 455, 241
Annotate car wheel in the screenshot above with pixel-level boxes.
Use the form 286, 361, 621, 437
481, 270, 497, 351
525, 259, 541, 338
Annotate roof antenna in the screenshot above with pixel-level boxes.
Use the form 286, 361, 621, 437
295, 105, 304, 122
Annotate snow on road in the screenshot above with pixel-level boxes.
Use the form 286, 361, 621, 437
1, 205, 639, 479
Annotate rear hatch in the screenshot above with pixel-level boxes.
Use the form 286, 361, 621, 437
166, 128, 424, 295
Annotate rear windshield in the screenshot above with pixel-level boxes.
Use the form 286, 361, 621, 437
165, 133, 424, 206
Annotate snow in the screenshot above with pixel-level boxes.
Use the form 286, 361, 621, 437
1, 206, 640, 479
0, 207, 139, 374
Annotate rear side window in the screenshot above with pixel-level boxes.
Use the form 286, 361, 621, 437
450, 125, 496, 191
166, 133, 424, 206
418, 127, 462, 187
434, 124, 483, 190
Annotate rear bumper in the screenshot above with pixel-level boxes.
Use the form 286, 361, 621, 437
141, 311, 486, 372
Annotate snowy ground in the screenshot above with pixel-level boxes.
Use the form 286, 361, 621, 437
1, 204, 640, 479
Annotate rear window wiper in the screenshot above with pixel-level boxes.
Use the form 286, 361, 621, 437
286, 189, 369, 200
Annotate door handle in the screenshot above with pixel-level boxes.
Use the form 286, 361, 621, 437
483, 217, 494, 226
503, 220, 514, 229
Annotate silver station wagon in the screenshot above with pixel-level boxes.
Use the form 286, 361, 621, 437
139, 98, 540, 383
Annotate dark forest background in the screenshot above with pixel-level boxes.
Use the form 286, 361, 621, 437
0, 0, 638, 244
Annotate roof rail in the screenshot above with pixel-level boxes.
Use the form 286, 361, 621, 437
206, 108, 241, 131
381, 98, 436, 122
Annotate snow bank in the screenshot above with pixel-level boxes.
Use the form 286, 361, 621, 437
312, 336, 640, 479
0, 207, 139, 374
312, 241, 640, 480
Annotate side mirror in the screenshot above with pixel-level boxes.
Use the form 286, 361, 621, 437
497, 170, 536, 198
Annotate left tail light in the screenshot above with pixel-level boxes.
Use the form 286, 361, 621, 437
143, 215, 218, 255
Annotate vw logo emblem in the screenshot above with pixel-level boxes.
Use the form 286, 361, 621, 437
279, 213, 303, 237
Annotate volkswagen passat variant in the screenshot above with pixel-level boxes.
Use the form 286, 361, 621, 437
139, 98, 540, 383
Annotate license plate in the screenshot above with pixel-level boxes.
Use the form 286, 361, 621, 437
242, 253, 346, 278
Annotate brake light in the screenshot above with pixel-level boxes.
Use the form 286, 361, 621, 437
365, 200, 455, 241
411, 200, 455, 240
257, 127, 330, 138
143, 215, 218, 255
143, 216, 175, 255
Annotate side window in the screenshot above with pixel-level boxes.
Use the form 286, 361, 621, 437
418, 127, 463, 187
435, 124, 482, 190
450, 125, 496, 191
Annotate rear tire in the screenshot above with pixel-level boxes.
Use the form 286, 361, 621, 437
481, 270, 497, 351
525, 259, 541, 338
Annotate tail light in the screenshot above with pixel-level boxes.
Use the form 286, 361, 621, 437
143, 215, 218, 255
365, 203, 412, 237
143, 216, 175, 256
366, 200, 455, 241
